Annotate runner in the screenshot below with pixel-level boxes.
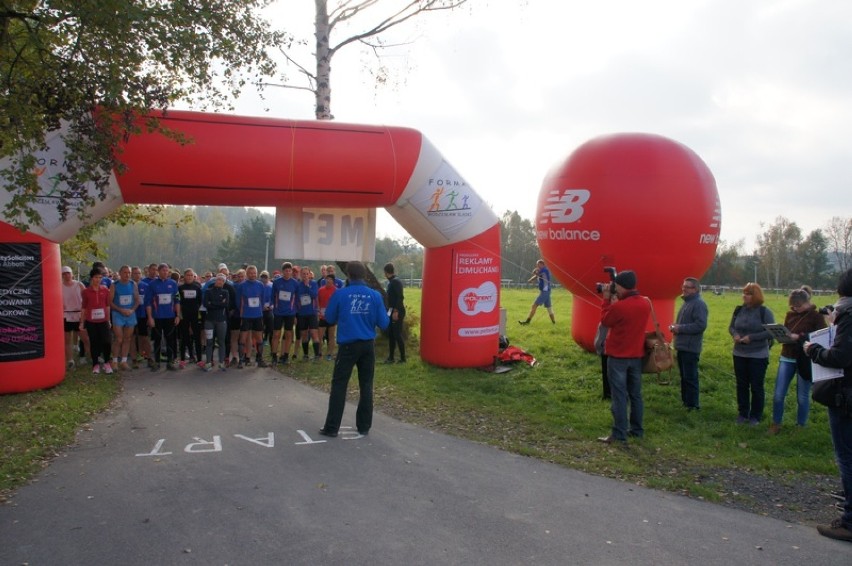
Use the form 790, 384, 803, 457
238, 265, 267, 368
61, 266, 88, 369
131, 266, 151, 369
145, 263, 181, 371
178, 269, 203, 366
80, 268, 112, 374
270, 262, 299, 366
109, 265, 140, 371
297, 266, 321, 361
317, 273, 338, 361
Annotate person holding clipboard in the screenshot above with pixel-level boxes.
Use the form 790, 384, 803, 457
804, 268, 852, 543
768, 288, 826, 434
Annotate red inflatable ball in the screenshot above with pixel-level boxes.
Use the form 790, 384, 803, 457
536, 133, 721, 352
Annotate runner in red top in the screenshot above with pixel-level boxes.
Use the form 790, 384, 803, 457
80, 269, 113, 375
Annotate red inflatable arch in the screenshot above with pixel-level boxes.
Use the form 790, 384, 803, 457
0, 111, 501, 393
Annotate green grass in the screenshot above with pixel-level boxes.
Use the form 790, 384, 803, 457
1, 287, 838, 512
0, 369, 120, 495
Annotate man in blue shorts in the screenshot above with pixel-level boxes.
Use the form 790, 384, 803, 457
271, 262, 299, 366
238, 265, 267, 368
519, 259, 556, 325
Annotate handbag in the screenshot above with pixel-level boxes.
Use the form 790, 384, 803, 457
642, 298, 674, 378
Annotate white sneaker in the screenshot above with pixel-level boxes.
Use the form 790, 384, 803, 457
102, 362, 113, 375
92, 364, 101, 375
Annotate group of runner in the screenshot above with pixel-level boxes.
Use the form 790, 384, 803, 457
62, 260, 344, 374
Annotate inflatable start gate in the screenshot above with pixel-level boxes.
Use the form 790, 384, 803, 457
0, 111, 502, 393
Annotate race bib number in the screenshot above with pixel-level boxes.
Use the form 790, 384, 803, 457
278, 290, 291, 302
91, 308, 105, 321
183, 290, 197, 299
300, 295, 312, 306
248, 297, 260, 308
319, 307, 326, 316
158, 293, 172, 305
205, 328, 214, 340
119, 295, 132, 306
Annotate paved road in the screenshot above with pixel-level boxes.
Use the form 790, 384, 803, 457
0, 367, 847, 565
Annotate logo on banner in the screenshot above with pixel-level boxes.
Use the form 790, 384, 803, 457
457, 281, 497, 316
411, 161, 481, 238
537, 188, 601, 242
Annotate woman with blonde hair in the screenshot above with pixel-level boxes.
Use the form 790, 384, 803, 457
729, 282, 775, 425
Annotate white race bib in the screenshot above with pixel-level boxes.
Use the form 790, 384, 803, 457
183, 289, 197, 299
119, 295, 132, 306
300, 295, 312, 306
248, 297, 260, 308
278, 290, 291, 302
158, 293, 172, 305
205, 328, 214, 340
91, 308, 105, 321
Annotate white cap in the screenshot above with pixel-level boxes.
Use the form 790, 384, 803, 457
217, 263, 228, 271
61, 266, 73, 274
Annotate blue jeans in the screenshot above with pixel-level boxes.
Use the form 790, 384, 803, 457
828, 406, 852, 528
607, 357, 644, 441
733, 355, 768, 421
677, 350, 700, 409
322, 340, 376, 434
772, 359, 812, 426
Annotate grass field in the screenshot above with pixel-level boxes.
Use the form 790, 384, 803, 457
1, 285, 841, 519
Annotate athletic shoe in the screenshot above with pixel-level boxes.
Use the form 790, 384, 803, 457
219, 363, 227, 371
518, 320, 529, 325
257, 359, 269, 368
119, 362, 131, 371
102, 363, 114, 375
150, 363, 160, 373
67, 360, 76, 370
397, 359, 407, 364
237, 360, 245, 369
167, 362, 179, 371
325, 354, 333, 361
178, 360, 186, 369
203, 363, 213, 372
197, 360, 206, 369
188, 357, 197, 364
817, 519, 852, 542
92, 364, 101, 375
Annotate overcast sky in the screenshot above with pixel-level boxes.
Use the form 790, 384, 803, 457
232, 0, 851, 250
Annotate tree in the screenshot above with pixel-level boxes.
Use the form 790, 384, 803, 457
1, 1, 285, 229
278, 0, 469, 119
755, 216, 801, 288
702, 239, 746, 287
217, 216, 274, 269
824, 216, 852, 273
792, 229, 832, 289
499, 210, 539, 283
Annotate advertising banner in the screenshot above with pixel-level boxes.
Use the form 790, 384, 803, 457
275, 207, 376, 261
0, 243, 45, 362
450, 249, 500, 339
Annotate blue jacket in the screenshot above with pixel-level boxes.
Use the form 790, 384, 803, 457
272, 277, 299, 316
325, 280, 389, 343
674, 293, 708, 354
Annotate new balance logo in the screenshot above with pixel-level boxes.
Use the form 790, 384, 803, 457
540, 189, 590, 224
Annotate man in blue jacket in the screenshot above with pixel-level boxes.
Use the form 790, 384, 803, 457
319, 261, 390, 438
671, 277, 708, 411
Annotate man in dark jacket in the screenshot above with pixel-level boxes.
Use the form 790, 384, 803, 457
384, 262, 406, 364
671, 277, 708, 410
805, 268, 852, 543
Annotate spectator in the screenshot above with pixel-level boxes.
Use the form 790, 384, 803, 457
597, 270, 650, 443
729, 282, 775, 425
671, 277, 708, 411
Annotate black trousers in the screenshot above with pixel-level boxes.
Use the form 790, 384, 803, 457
387, 315, 406, 361
152, 318, 177, 364
322, 340, 375, 433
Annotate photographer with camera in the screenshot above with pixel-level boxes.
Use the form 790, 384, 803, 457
597, 270, 651, 444
804, 268, 852, 543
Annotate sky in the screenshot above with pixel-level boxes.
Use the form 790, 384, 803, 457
230, 0, 852, 250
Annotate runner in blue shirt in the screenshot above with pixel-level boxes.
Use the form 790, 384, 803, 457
297, 267, 321, 360
145, 263, 181, 371
238, 265, 267, 368
271, 262, 299, 365
519, 259, 556, 325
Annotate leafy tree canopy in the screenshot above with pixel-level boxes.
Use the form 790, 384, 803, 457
1, 0, 286, 229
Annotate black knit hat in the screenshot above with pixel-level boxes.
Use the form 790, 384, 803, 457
614, 270, 637, 290
838, 268, 852, 297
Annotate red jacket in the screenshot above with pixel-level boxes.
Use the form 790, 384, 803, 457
601, 292, 651, 358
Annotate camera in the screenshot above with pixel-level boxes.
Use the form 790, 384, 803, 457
595, 266, 617, 294
819, 304, 835, 316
